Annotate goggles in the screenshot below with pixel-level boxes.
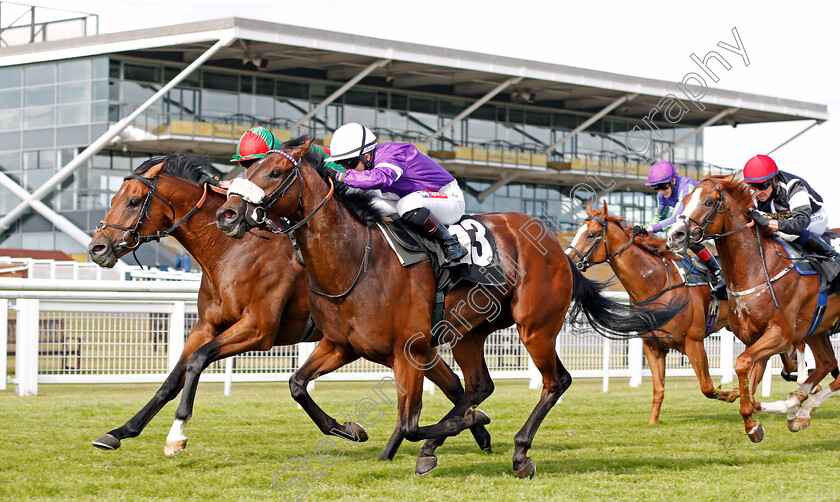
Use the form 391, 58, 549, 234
651, 183, 671, 191
747, 179, 773, 191
336, 157, 360, 170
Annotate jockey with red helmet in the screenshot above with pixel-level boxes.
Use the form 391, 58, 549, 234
231, 126, 342, 172
743, 154, 837, 259
325, 122, 468, 263
634, 160, 724, 291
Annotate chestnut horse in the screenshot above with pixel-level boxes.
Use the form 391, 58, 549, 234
215, 138, 685, 477
566, 202, 737, 424
667, 175, 840, 441
86, 154, 490, 457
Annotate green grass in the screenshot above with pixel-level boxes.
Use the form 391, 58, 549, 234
1, 377, 839, 501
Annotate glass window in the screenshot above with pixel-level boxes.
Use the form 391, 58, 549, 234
277, 81, 309, 99
57, 104, 90, 126
92, 81, 108, 101
123, 62, 161, 83
240, 76, 253, 94
24, 87, 54, 107
24, 64, 56, 86
58, 59, 91, 82
24, 169, 54, 191
109, 59, 121, 79
92, 58, 108, 80
57, 82, 90, 104
390, 93, 407, 111
0, 110, 21, 132
122, 81, 157, 105
0, 130, 20, 149
0, 89, 21, 109
255, 77, 274, 96
91, 102, 108, 122
409, 97, 436, 114
202, 70, 238, 91
0, 67, 22, 88
201, 90, 238, 115
23, 129, 54, 149
345, 90, 376, 107
164, 66, 200, 87
56, 125, 89, 145
23, 106, 55, 128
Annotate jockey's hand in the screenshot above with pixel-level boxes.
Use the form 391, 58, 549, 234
633, 225, 648, 235
326, 168, 345, 183
748, 210, 770, 227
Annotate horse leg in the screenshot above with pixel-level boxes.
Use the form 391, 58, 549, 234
792, 373, 840, 431
92, 321, 215, 450
760, 334, 834, 425
165, 320, 273, 456
383, 348, 493, 463
415, 333, 495, 474
288, 338, 365, 441
643, 341, 667, 425
734, 326, 786, 443
685, 336, 738, 403
511, 333, 570, 479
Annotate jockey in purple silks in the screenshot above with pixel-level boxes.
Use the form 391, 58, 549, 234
325, 123, 468, 264
633, 160, 724, 291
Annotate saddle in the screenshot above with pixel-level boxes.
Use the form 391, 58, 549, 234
774, 234, 840, 293
378, 215, 508, 346
672, 257, 728, 301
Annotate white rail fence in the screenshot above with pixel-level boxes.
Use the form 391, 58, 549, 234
2, 279, 825, 397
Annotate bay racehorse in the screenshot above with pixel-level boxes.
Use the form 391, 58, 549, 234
215, 137, 686, 477
86, 154, 490, 457
667, 175, 840, 441
566, 202, 737, 424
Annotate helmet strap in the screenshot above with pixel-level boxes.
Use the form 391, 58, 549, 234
358, 125, 374, 170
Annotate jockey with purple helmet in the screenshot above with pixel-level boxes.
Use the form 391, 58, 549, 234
633, 160, 724, 291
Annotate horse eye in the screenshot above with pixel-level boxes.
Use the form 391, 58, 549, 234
704, 199, 714, 206
587, 233, 595, 238
269, 169, 282, 178
128, 198, 141, 207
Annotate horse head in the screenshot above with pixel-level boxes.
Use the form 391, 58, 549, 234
667, 175, 752, 253
216, 141, 313, 239
566, 201, 615, 270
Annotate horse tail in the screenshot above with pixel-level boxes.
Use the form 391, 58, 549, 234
566, 254, 687, 339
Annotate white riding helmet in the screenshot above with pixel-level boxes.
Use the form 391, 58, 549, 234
325, 123, 377, 162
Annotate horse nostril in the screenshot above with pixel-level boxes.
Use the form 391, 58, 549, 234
223, 209, 237, 220
90, 244, 106, 255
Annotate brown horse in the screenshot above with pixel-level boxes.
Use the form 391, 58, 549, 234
86, 154, 490, 457
566, 202, 737, 424
215, 138, 685, 477
667, 175, 840, 441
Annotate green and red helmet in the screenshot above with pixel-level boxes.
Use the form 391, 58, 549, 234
230, 126, 279, 162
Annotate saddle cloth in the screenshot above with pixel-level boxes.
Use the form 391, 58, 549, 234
671, 257, 728, 300
774, 234, 840, 293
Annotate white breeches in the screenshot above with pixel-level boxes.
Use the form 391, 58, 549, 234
370, 181, 466, 225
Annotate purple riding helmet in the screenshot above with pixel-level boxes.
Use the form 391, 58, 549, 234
645, 161, 677, 186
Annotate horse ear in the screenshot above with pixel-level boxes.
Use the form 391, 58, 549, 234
601, 200, 608, 215
290, 140, 313, 159
141, 162, 166, 179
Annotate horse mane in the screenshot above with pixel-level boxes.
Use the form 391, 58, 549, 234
596, 212, 682, 261
133, 154, 220, 188
281, 136, 384, 226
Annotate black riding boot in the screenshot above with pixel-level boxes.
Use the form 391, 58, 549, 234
402, 207, 468, 263
702, 255, 725, 293
802, 234, 839, 259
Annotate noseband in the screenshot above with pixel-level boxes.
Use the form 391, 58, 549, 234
567, 216, 636, 271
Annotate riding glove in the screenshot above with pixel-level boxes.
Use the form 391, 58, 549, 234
748, 210, 770, 227
632, 225, 648, 235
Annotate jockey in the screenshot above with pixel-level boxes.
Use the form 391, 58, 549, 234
325, 122, 468, 263
231, 126, 341, 172
743, 154, 838, 258
634, 160, 724, 290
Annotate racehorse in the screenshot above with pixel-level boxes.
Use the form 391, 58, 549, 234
86, 154, 491, 458
667, 175, 840, 441
214, 137, 686, 477
566, 202, 737, 424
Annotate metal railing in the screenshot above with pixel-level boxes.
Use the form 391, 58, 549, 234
2, 280, 815, 398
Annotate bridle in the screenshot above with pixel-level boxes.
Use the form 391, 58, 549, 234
567, 216, 637, 271
94, 173, 217, 264
239, 149, 335, 235
675, 178, 753, 244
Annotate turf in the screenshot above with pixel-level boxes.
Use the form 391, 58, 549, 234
1, 377, 838, 501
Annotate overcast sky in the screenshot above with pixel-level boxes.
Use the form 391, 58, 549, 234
21, 0, 840, 214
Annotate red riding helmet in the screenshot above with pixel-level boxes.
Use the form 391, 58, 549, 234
743, 154, 779, 183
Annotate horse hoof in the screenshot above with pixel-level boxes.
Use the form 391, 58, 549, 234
92, 434, 120, 450
164, 439, 187, 457
472, 409, 491, 427
514, 457, 536, 479
481, 444, 493, 454
790, 417, 810, 432
811, 384, 822, 395
415, 455, 438, 476
747, 424, 765, 443
345, 422, 368, 442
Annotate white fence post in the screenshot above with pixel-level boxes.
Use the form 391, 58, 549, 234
602, 338, 611, 392
628, 337, 643, 387
224, 357, 233, 396
0, 299, 7, 391
720, 330, 734, 384
15, 298, 39, 396
168, 301, 185, 372
761, 358, 772, 397
298, 342, 316, 392
527, 354, 541, 389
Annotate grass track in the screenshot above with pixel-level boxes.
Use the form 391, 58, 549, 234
1, 377, 839, 501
